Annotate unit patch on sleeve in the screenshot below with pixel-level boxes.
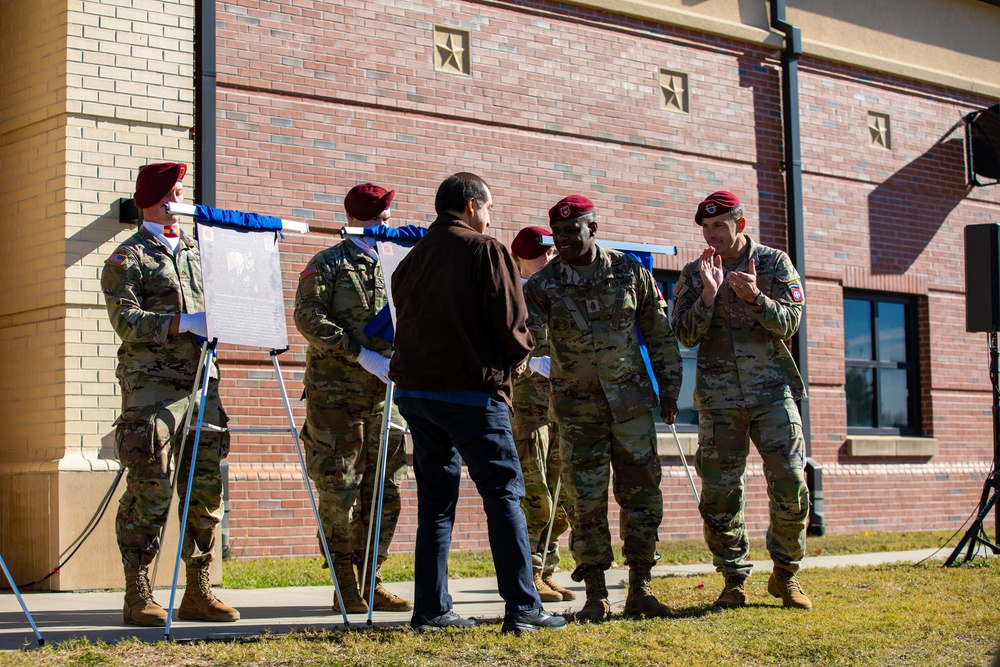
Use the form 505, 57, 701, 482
105, 252, 129, 267
787, 282, 804, 303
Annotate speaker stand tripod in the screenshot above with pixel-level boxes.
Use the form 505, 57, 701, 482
945, 331, 1000, 566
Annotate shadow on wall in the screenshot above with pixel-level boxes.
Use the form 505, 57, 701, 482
867, 129, 971, 275
736, 51, 786, 248
65, 199, 133, 269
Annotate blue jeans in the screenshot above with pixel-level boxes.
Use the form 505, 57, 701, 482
396, 396, 540, 619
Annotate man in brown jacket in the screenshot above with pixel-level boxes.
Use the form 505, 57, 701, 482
389, 172, 566, 635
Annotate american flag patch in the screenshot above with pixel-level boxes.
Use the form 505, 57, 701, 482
299, 265, 318, 280
788, 283, 804, 303
105, 253, 129, 266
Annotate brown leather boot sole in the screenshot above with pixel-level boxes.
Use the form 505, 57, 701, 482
123, 607, 167, 627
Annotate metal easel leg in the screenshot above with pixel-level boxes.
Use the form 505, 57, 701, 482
0, 552, 44, 646
164, 339, 217, 641
151, 340, 211, 586
363, 380, 395, 625
670, 424, 700, 504
541, 475, 562, 575
270, 350, 350, 626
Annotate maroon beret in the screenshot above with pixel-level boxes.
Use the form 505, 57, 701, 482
694, 190, 741, 224
548, 195, 595, 225
134, 162, 187, 209
345, 183, 395, 221
511, 226, 550, 260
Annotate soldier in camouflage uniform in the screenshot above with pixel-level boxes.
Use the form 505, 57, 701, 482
293, 183, 411, 614
101, 162, 239, 627
509, 226, 574, 603
670, 191, 812, 610
525, 196, 682, 622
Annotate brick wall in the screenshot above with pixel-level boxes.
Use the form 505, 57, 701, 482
210, 0, 999, 560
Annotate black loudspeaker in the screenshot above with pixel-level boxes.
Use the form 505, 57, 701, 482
969, 104, 1000, 181
966, 223, 1000, 333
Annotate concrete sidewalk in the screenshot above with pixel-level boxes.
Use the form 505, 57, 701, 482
0, 549, 945, 649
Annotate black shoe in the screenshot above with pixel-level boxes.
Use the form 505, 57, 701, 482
501, 607, 567, 635
411, 610, 476, 632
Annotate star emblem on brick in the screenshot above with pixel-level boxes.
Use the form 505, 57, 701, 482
868, 113, 890, 149
661, 75, 686, 112
436, 32, 467, 74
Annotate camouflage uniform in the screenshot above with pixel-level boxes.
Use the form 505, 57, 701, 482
293, 240, 406, 565
101, 227, 229, 571
525, 247, 682, 576
671, 236, 809, 577
511, 311, 569, 571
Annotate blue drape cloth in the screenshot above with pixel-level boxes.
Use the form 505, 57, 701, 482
364, 305, 394, 345
358, 225, 427, 345
360, 224, 427, 240
194, 205, 285, 239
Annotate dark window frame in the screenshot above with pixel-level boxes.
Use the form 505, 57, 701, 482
654, 270, 698, 432
843, 291, 921, 437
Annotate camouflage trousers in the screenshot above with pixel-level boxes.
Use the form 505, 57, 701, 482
114, 374, 229, 571
300, 386, 407, 565
695, 397, 809, 577
559, 411, 662, 576
510, 402, 569, 571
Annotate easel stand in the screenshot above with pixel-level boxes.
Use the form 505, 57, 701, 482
163, 340, 350, 641
945, 331, 1000, 566
361, 380, 395, 625
0, 552, 44, 646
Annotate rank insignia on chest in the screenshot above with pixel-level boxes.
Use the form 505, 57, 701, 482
587, 298, 600, 313
787, 282, 804, 303
299, 265, 318, 280
105, 253, 129, 266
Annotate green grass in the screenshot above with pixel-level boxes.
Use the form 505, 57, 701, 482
3, 559, 998, 666
221, 529, 978, 589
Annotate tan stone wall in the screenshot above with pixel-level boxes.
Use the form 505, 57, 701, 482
563, 0, 1000, 97
0, 0, 196, 590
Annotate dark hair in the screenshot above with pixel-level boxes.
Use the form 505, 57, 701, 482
435, 172, 490, 216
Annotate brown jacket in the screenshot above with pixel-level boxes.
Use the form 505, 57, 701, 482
389, 215, 533, 405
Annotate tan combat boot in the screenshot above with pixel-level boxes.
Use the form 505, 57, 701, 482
332, 559, 368, 613
713, 573, 748, 609
623, 564, 672, 618
178, 564, 240, 622
542, 571, 576, 601
767, 567, 812, 610
122, 567, 168, 627
575, 568, 610, 623
361, 558, 413, 612
532, 567, 562, 603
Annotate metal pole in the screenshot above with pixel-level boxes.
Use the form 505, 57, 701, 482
365, 380, 395, 625
670, 424, 700, 504
152, 340, 210, 586
541, 475, 562, 574
0, 553, 44, 646
270, 351, 350, 626
165, 340, 217, 641
770, 0, 824, 536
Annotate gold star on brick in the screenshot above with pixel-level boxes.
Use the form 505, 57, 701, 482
435, 31, 467, 74
868, 113, 890, 149
658, 69, 689, 114
661, 75, 686, 112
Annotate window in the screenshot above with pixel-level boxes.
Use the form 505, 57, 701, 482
843, 293, 919, 435
654, 271, 698, 430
